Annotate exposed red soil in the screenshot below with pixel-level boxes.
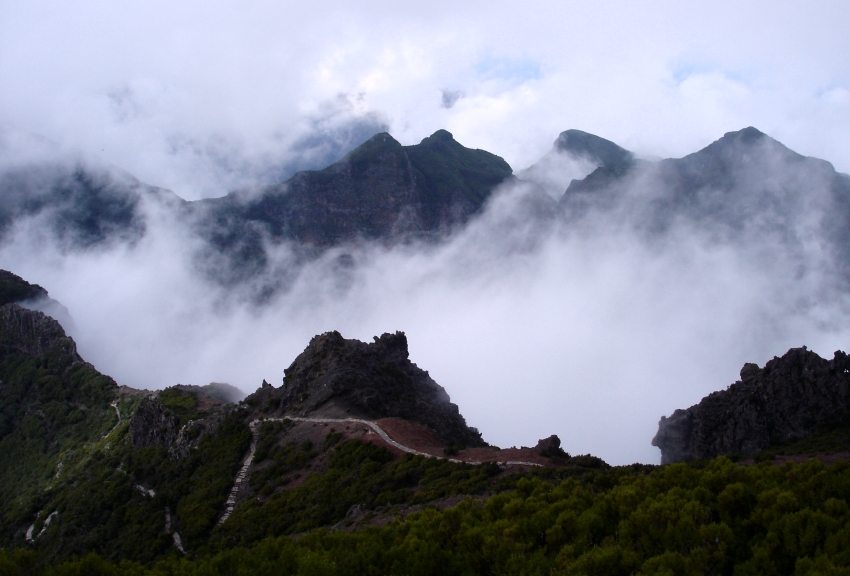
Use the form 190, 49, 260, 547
375, 417, 558, 467
375, 418, 445, 455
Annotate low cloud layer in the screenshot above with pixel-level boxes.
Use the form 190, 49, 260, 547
1, 1, 848, 463
1, 138, 848, 465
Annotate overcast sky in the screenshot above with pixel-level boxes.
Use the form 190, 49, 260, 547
2, 1, 850, 465
1, 0, 848, 199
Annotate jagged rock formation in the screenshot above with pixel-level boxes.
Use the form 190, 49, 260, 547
128, 386, 230, 457
0, 270, 48, 306
0, 303, 80, 359
273, 330, 486, 448
652, 347, 850, 464
535, 435, 567, 458
129, 397, 179, 449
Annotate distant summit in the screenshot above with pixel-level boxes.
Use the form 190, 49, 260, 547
517, 129, 634, 199
553, 129, 634, 170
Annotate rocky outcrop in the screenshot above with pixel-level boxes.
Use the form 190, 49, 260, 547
128, 393, 226, 458
535, 435, 567, 458
129, 397, 179, 449
0, 303, 80, 359
274, 330, 487, 448
653, 347, 850, 463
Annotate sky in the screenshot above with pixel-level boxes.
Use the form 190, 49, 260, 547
1, 0, 848, 198
1, 0, 850, 465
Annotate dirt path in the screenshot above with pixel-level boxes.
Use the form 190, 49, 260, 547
218, 416, 542, 524
100, 400, 121, 440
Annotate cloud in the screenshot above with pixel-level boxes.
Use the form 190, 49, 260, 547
0, 0, 849, 465
2, 0, 849, 192
1, 139, 848, 466
441, 90, 464, 109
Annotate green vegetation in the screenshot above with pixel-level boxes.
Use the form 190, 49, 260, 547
156, 389, 201, 425
248, 422, 319, 496
16, 409, 251, 564
209, 439, 606, 552
0, 342, 118, 542
4, 456, 850, 575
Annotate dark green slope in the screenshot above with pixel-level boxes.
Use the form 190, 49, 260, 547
0, 276, 252, 563
0, 303, 118, 541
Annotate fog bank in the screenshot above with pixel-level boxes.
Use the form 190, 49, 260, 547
2, 153, 848, 465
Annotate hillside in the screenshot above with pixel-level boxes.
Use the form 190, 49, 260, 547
0, 274, 585, 565
0, 270, 850, 574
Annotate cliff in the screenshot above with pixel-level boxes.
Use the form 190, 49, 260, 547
652, 347, 850, 463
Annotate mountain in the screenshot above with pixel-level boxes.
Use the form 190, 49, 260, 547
552, 129, 634, 170
0, 162, 184, 249
561, 127, 850, 233
199, 129, 513, 246
0, 131, 515, 290
653, 347, 850, 464
4, 126, 850, 296
0, 269, 48, 306
0, 301, 119, 551
0, 269, 74, 333
189, 130, 514, 283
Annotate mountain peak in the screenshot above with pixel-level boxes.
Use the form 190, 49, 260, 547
722, 126, 766, 144
422, 129, 455, 143
554, 129, 633, 169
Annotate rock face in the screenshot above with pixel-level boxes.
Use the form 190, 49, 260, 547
0, 303, 80, 359
276, 330, 486, 448
193, 130, 514, 283
653, 347, 850, 464
129, 397, 179, 449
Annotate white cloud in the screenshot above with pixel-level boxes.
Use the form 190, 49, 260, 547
1, 0, 850, 465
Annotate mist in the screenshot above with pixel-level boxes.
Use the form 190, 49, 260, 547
0, 0, 847, 471
2, 135, 849, 466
